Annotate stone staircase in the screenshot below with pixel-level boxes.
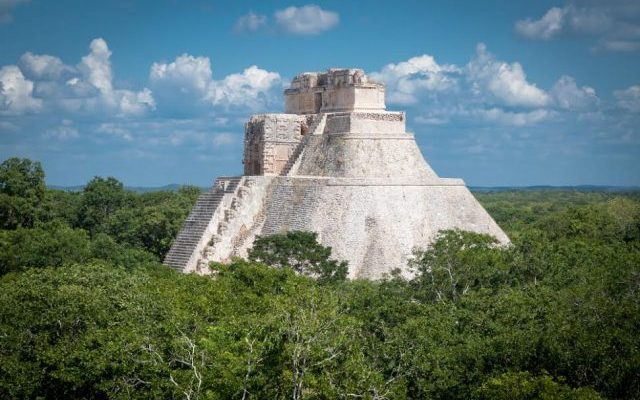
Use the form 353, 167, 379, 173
163, 176, 242, 271
281, 113, 326, 176
198, 176, 274, 264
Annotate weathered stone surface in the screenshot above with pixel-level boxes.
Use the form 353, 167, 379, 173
165, 68, 509, 279
284, 68, 385, 114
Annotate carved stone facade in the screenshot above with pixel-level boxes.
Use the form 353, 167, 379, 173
243, 114, 309, 176
284, 68, 385, 114
165, 68, 509, 279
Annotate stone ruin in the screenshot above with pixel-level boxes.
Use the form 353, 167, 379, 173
164, 68, 509, 279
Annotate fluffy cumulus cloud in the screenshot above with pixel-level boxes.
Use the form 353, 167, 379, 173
1, 38, 156, 117
0, 65, 42, 115
150, 54, 213, 97
550, 76, 598, 110
373, 43, 598, 127
614, 85, 640, 112
370, 55, 460, 104
0, 37, 284, 154
515, 1, 640, 51
73, 38, 155, 116
233, 11, 267, 33
19, 53, 72, 80
468, 44, 549, 108
208, 66, 281, 108
150, 55, 281, 111
274, 5, 339, 35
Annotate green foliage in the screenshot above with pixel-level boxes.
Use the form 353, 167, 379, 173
409, 230, 510, 302
1, 158, 639, 399
248, 230, 348, 283
0, 158, 200, 276
475, 372, 602, 400
0, 221, 91, 274
103, 186, 200, 258
37, 188, 81, 226
0, 157, 46, 229
78, 176, 130, 233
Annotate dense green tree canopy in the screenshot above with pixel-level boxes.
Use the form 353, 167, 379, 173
248, 230, 348, 283
0, 157, 46, 229
0, 158, 638, 399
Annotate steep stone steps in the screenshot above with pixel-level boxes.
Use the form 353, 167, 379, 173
281, 113, 326, 176
163, 177, 242, 271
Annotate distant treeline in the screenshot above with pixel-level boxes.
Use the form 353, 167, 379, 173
0, 157, 638, 399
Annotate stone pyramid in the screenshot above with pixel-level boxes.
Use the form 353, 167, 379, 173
164, 68, 509, 279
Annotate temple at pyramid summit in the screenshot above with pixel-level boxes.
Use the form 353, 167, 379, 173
164, 68, 509, 279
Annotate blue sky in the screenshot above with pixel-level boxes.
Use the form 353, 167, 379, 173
1, 0, 639, 186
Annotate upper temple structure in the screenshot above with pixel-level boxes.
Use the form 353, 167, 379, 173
164, 68, 509, 279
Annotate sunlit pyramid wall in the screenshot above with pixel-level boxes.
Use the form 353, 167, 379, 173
164, 68, 509, 279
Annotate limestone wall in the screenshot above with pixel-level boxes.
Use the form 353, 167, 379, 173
201, 176, 275, 264
252, 177, 508, 279
243, 114, 307, 175
295, 131, 439, 180
284, 69, 385, 114
324, 112, 405, 135
284, 90, 322, 115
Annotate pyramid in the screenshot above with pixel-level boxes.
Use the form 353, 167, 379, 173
164, 68, 509, 279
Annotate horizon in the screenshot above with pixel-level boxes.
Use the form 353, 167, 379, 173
1, 0, 639, 187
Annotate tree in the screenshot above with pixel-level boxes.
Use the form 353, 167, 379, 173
0, 221, 91, 275
248, 231, 348, 283
475, 372, 602, 400
409, 230, 509, 303
104, 187, 200, 259
78, 176, 129, 233
0, 157, 46, 229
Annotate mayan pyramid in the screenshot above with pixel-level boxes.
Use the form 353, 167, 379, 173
164, 68, 509, 279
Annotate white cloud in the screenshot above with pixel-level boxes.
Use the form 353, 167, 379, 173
19, 52, 72, 80
600, 40, 640, 52
118, 88, 155, 116
150, 54, 212, 95
476, 108, 552, 127
414, 115, 448, 125
46, 119, 79, 140
515, 7, 566, 40
0, 65, 42, 115
373, 44, 600, 128
0, 0, 29, 23
274, 5, 339, 35
150, 56, 281, 110
515, 1, 640, 51
550, 75, 598, 110
79, 38, 113, 94
212, 132, 235, 147
370, 55, 460, 104
75, 38, 155, 116
97, 123, 133, 141
234, 11, 267, 32
467, 44, 549, 108
208, 65, 281, 109
6, 38, 156, 117
614, 85, 640, 112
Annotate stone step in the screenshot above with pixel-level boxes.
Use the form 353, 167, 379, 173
163, 176, 244, 271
